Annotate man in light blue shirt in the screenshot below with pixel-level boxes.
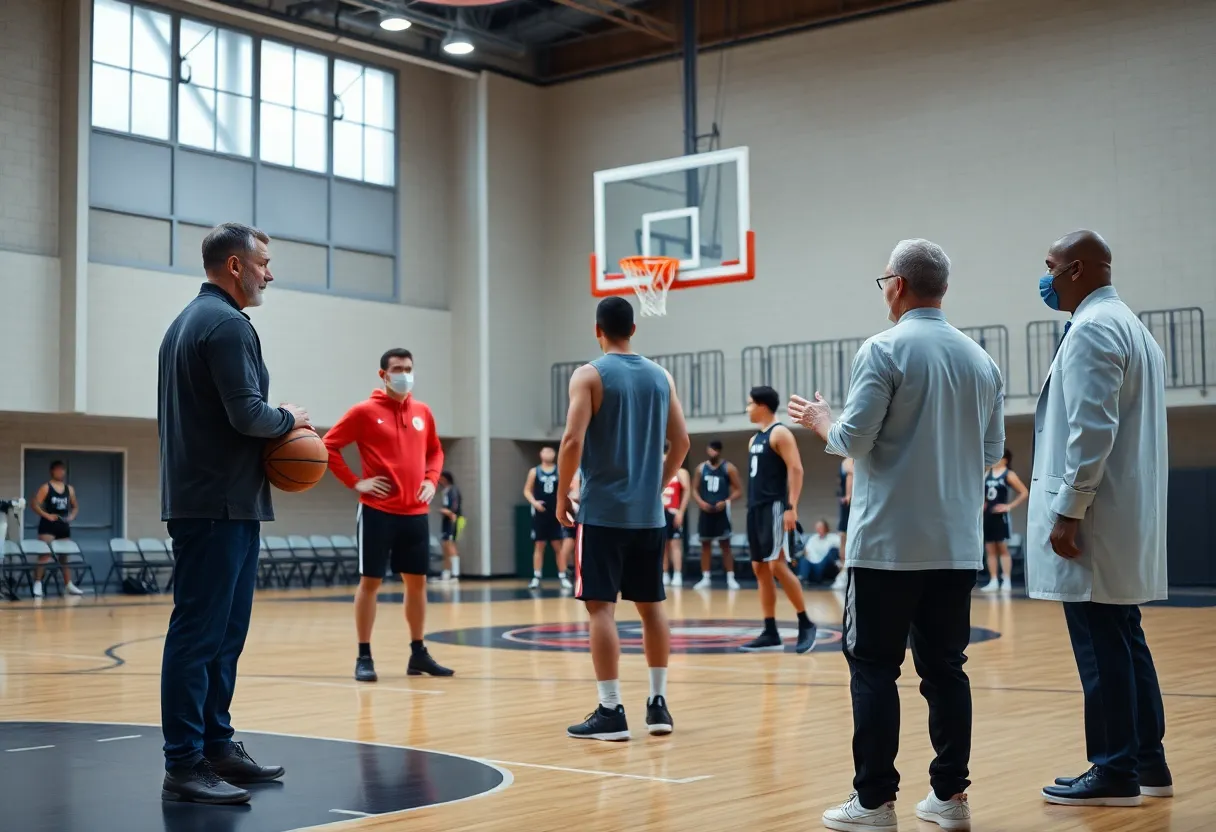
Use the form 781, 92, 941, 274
790, 239, 1004, 832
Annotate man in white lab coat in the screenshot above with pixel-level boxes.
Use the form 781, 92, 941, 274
1027, 230, 1171, 808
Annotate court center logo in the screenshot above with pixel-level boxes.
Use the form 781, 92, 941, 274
425, 619, 1001, 655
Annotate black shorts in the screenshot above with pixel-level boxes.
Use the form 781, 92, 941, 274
664, 510, 683, 541
37, 519, 71, 540
983, 512, 1011, 543
357, 504, 430, 577
697, 508, 732, 541
441, 517, 460, 542
838, 500, 851, 534
574, 524, 666, 604
531, 506, 564, 543
747, 502, 791, 564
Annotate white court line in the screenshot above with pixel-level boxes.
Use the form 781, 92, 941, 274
329, 809, 375, 818
5, 745, 54, 753
97, 735, 141, 743
479, 758, 711, 784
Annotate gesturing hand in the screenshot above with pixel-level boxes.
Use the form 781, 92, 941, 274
787, 392, 832, 439
355, 476, 392, 498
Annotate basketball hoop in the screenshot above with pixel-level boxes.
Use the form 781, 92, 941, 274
619, 256, 679, 317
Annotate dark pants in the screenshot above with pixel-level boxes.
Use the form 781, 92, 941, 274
798, 555, 840, 584
843, 567, 976, 808
1062, 601, 1167, 781
161, 519, 261, 770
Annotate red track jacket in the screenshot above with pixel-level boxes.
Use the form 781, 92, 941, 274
323, 389, 444, 517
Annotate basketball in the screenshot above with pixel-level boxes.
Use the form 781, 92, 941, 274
263, 428, 328, 493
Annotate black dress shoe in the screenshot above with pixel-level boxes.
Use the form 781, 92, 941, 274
162, 759, 250, 804
1042, 768, 1141, 806
407, 646, 454, 676
205, 741, 285, 784
1055, 763, 1173, 797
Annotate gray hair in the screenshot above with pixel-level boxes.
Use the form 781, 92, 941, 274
887, 238, 950, 299
202, 222, 269, 272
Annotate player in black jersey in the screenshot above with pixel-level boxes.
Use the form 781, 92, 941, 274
981, 448, 1027, 592
30, 459, 84, 597
523, 446, 574, 590
740, 387, 816, 654
692, 440, 742, 589
437, 471, 462, 582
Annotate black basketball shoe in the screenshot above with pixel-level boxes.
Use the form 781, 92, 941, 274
355, 656, 377, 682
795, 621, 818, 654
161, 759, 250, 804
567, 705, 630, 741
739, 630, 783, 652
646, 696, 673, 735
205, 741, 285, 784
407, 646, 454, 677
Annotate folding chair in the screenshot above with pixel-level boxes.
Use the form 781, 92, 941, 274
3, 539, 36, 598
286, 535, 321, 587
262, 536, 301, 587
104, 538, 147, 593
50, 539, 95, 593
329, 534, 359, 583
308, 534, 343, 586
137, 538, 174, 592
20, 539, 62, 596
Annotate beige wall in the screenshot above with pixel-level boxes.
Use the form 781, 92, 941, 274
0, 251, 62, 413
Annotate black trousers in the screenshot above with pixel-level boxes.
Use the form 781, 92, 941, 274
1062, 601, 1167, 781
843, 567, 976, 808
161, 519, 262, 769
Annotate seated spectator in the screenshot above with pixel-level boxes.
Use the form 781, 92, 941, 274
798, 519, 841, 585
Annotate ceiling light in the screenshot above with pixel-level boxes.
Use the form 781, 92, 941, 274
379, 16, 411, 31
442, 31, 474, 55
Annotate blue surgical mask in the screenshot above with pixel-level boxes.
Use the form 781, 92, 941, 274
387, 372, 414, 396
1039, 272, 1060, 311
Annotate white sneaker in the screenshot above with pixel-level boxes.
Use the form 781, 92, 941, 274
528, 577, 540, 589
33, 580, 44, 598
693, 576, 712, 590
916, 790, 971, 830
822, 794, 897, 831
560, 575, 573, 590
979, 578, 999, 592
726, 574, 741, 590
671, 572, 683, 587
662, 573, 671, 586
1000, 578, 1011, 592
65, 582, 84, 596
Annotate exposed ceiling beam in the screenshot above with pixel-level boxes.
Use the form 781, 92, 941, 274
546, 0, 675, 42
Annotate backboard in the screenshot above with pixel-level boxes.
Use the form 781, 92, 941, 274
591, 146, 752, 297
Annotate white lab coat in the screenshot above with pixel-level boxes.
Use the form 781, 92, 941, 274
1025, 287, 1169, 605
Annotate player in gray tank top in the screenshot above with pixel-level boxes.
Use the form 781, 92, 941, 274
555, 296, 690, 742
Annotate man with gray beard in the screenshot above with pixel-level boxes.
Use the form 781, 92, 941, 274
157, 223, 311, 804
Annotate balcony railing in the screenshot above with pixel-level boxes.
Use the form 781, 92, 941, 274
1139, 307, 1207, 391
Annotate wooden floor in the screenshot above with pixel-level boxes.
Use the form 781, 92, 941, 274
1, 582, 1213, 831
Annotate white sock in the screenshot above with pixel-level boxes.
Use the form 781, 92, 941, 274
726, 571, 734, 578
648, 667, 667, 702
450, 556, 460, 577
534, 569, 542, 578
597, 679, 621, 709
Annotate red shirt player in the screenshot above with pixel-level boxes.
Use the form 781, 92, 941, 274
661, 442, 691, 586
323, 347, 453, 682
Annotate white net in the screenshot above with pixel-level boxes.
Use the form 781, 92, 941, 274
619, 256, 679, 317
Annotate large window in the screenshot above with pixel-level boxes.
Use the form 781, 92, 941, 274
87, 1, 399, 300
334, 59, 396, 186
178, 19, 254, 156
91, 0, 172, 139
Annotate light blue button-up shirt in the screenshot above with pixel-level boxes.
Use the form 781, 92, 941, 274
825, 308, 1005, 570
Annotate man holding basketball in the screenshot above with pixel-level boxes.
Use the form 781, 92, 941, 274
159, 223, 310, 804
324, 348, 453, 682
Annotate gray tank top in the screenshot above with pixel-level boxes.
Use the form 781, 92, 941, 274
577, 353, 670, 529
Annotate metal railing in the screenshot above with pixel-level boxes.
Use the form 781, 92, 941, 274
1025, 320, 1067, 395
960, 325, 1010, 385
549, 350, 729, 428
1139, 307, 1207, 390
740, 337, 865, 409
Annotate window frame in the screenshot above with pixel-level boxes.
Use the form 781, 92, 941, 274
332, 57, 398, 187
86, 0, 401, 302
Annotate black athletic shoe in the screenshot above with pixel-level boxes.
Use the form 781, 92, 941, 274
796, 621, 818, 654
567, 704, 630, 741
162, 759, 251, 804
1055, 764, 1173, 797
646, 696, 673, 735
205, 740, 285, 784
355, 656, 377, 682
407, 646, 454, 676
739, 630, 783, 652
1042, 768, 1141, 806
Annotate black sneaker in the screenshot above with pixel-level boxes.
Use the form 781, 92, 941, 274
205, 740, 284, 784
408, 646, 454, 676
355, 656, 377, 682
646, 696, 673, 735
796, 621, 817, 654
1042, 768, 1141, 806
162, 759, 251, 804
567, 704, 630, 741
1056, 764, 1174, 798
739, 630, 783, 652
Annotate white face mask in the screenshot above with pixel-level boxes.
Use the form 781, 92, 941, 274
387, 372, 414, 396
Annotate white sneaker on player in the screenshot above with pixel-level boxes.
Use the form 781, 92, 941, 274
915, 790, 971, 830
726, 573, 741, 590
822, 793, 897, 831
65, 582, 84, 596
1000, 578, 1011, 592
560, 574, 573, 590
671, 572, 683, 587
693, 575, 711, 590
528, 576, 540, 590
662, 572, 671, 586
33, 580, 44, 598
979, 578, 999, 592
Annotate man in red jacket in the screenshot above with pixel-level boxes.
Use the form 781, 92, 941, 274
323, 348, 453, 682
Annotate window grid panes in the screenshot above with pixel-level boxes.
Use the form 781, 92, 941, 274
91, 0, 172, 140
259, 40, 329, 174
334, 59, 396, 186
178, 19, 253, 156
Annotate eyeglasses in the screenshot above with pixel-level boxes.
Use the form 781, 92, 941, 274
875, 274, 902, 290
